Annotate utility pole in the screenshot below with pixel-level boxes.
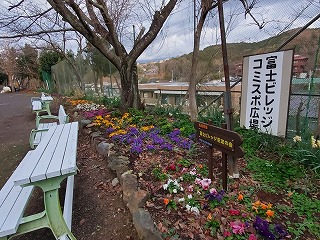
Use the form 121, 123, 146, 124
217, 0, 239, 178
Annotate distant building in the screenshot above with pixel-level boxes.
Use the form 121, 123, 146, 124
138, 81, 242, 112
232, 54, 309, 78
293, 54, 308, 77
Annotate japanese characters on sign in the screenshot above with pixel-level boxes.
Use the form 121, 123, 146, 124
194, 122, 244, 158
240, 50, 293, 137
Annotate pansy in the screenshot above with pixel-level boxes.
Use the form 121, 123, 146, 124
200, 178, 211, 190
230, 221, 246, 234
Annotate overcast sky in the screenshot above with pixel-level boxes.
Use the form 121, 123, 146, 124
0, 0, 319, 62
138, 0, 320, 62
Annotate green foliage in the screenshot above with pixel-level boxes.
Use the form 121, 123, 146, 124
177, 158, 192, 168
198, 106, 224, 127
101, 96, 121, 108
0, 71, 7, 85
38, 50, 63, 78
205, 219, 220, 236
291, 192, 320, 219
152, 168, 168, 181
181, 172, 196, 183
246, 157, 305, 192
162, 227, 180, 238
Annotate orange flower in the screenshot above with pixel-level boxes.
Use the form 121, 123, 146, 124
260, 203, 268, 210
238, 193, 244, 201
266, 209, 274, 218
164, 198, 169, 205
253, 200, 261, 208
198, 164, 203, 169
207, 213, 212, 220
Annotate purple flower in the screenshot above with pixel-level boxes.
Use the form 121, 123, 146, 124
253, 216, 276, 240
106, 127, 115, 134
146, 145, 156, 151
131, 144, 142, 154
204, 189, 225, 202
274, 224, 288, 238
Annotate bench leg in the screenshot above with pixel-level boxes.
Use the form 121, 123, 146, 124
44, 188, 76, 240
20, 175, 76, 240
42, 101, 52, 115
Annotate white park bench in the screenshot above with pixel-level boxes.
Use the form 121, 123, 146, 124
0, 122, 79, 240
29, 105, 69, 149
31, 93, 54, 123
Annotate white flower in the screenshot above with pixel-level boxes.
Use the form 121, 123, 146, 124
178, 198, 185, 202
191, 206, 200, 215
173, 189, 177, 194
180, 187, 184, 191
187, 194, 193, 199
169, 113, 173, 117
186, 204, 191, 211
293, 135, 302, 143
163, 184, 168, 190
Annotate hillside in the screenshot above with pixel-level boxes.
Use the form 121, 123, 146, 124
140, 28, 320, 82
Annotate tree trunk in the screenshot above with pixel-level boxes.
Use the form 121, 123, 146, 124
119, 62, 141, 111
189, 0, 213, 122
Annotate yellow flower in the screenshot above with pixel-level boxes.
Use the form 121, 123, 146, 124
207, 213, 212, 220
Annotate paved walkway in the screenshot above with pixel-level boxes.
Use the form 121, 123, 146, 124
0, 92, 38, 187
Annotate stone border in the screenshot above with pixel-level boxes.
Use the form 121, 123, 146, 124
79, 119, 162, 240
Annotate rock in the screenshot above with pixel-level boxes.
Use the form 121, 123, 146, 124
121, 173, 138, 203
107, 155, 131, 181
80, 119, 91, 128
127, 189, 150, 213
96, 142, 114, 156
111, 177, 119, 187
90, 131, 101, 145
132, 208, 162, 240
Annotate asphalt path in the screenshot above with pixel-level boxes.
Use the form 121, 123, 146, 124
0, 92, 38, 188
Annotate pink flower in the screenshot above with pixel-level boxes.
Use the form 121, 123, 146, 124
200, 178, 211, 190
181, 167, 188, 173
187, 185, 194, 192
248, 234, 258, 240
209, 188, 217, 194
223, 231, 231, 237
230, 221, 246, 235
194, 178, 201, 185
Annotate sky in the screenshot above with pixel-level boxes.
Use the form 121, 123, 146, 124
0, 0, 319, 62
137, 0, 320, 62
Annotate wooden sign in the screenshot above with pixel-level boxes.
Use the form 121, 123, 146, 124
194, 122, 244, 158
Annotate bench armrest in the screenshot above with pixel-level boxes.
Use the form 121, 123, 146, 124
36, 114, 59, 128
29, 128, 50, 149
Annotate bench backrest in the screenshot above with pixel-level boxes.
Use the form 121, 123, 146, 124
58, 105, 69, 125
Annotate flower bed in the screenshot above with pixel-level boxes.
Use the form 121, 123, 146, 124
69, 99, 320, 240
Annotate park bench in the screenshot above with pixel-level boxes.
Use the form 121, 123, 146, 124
31, 93, 54, 122
29, 105, 69, 149
0, 122, 79, 240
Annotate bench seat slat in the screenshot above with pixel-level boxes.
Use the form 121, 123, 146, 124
30, 126, 65, 183
46, 124, 72, 178
61, 122, 79, 175
15, 127, 57, 186
0, 186, 34, 237
0, 151, 35, 237
33, 122, 57, 146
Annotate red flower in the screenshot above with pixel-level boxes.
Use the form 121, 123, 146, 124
228, 209, 241, 216
168, 164, 176, 171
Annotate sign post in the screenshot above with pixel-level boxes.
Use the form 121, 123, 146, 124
194, 122, 244, 190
